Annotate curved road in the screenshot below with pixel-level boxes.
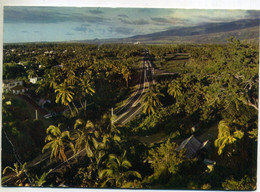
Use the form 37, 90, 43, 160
114, 50, 154, 125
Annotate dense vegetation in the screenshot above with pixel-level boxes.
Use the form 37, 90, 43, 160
2, 39, 258, 189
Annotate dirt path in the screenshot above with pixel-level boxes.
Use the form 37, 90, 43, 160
132, 123, 219, 145
132, 131, 168, 144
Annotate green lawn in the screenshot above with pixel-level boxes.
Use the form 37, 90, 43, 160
154, 54, 190, 73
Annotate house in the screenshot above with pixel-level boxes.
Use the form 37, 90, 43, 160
3, 79, 23, 92
177, 135, 211, 159
3, 79, 28, 94
29, 77, 41, 84
11, 85, 28, 94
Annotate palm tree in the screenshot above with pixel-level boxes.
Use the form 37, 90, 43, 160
27, 69, 37, 79
42, 125, 74, 163
47, 67, 62, 89
54, 83, 74, 113
121, 65, 131, 87
214, 120, 244, 155
167, 80, 182, 98
30, 170, 52, 187
72, 119, 100, 159
79, 73, 95, 112
2, 163, 27, 186
99, 151, 142, 188
142, 85, 164, 115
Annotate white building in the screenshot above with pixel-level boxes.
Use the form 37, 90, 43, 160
29, 77, 41, 84
3, 79, 28, 94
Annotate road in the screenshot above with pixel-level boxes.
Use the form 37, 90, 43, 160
114, 50, 154, 125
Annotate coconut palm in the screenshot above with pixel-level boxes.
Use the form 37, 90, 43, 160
99, 151, 142, 188
121, 65, 131, 87
167, 80, 182, 98
2, 163, 27, 186
142, 85, 164, 115
214, 120, 244, 155
79, 73, 95, 111
42, 125, 74, 163
72, 119, 100, 159
54, 83, 74, 113
30, 170, 52, 187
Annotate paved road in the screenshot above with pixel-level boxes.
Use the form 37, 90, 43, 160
114, 50, 154, 125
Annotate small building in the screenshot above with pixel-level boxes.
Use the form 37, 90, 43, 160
177, 135, 202, 158
177, 135, 212, 159
11, 85, 28, 94
3, 79, 23, 93
29, 77, 41, 84
3, 79, 29, 94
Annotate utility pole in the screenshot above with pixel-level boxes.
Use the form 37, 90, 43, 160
111, 107, 114, 125
35, 109, 38, 120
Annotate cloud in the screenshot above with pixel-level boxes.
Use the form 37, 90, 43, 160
4, 7, 68, 23
73, 26, 88, 33
151, 17, 172, 23
108, 27, 133, 35
83, 16, 109, 23
81, 24, 90, 27
21, 30, 28, 33
151, 17, 189, 26
119, 18, 149, 25
89, 9, 103, 15
246, 10, 260, 19
4, 7, 109, 24
73, 24, 94, 33
138, 8, 152, 13
118, 14, 128, 18
66, 32, 73, 36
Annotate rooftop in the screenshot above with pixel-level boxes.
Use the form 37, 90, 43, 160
177, 135, 202, 158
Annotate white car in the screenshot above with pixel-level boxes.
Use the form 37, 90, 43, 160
44, 112, 56, 119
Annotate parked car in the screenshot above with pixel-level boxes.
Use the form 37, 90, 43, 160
44, 112, 57, 119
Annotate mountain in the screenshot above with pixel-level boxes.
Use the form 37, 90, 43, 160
125, 18, 260, 44
78, 19, 259, 44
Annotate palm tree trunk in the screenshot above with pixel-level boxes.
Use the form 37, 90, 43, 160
80, 99, 84, 109
68, 103, 73, 114
72, 101, 79, 114
84, 100, 87, 111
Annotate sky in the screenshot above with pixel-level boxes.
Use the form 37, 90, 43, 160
3, 6, 260, 43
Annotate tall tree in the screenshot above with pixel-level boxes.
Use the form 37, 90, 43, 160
167, 80, 182, 99
214, 120, 244, 155
2, 163, 28, 186
42, 125, 74, 163
142, 85, 164, 115
147, 139, 185, 178
72, 119, 101, 159
99, 151, 142, 187
54, 83, 74, 113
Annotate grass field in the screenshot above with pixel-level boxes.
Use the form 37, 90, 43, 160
154, 53, 190, 73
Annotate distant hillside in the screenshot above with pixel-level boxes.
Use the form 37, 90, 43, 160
126, 18, 259, 44
79, 19, 259, 44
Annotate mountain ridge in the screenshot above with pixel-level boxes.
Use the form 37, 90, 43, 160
81, 18, 259, 44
